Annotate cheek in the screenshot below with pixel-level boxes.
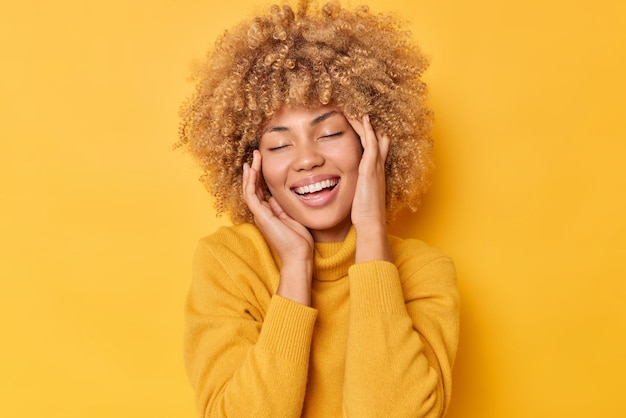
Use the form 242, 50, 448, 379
260, 157, 284, 193
341, 143, 363, 173
260, 167, 273, 190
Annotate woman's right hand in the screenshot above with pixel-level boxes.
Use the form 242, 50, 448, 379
243, 150, 314, 305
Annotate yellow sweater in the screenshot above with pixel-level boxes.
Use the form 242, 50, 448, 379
184, 224, 459, 418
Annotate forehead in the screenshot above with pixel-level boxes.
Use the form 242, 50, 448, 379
263, 105, 344, 129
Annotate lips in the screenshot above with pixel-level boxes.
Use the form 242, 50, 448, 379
290, 176, 341, 206
292, 178, 339, 195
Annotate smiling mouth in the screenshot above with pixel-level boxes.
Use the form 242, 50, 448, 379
292, 178, 339, 196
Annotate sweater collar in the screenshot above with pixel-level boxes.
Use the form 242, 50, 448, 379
312, 226, 356, 282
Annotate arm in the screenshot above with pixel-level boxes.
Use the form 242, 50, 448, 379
184, 234, 317, 418
344, 116, 459, 416
343, 253, 459, 417
183, 152, 319, 417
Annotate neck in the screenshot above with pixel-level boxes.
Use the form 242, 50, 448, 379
310, 220, 353, 243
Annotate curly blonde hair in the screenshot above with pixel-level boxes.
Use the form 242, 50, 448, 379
178, 0, 434, 223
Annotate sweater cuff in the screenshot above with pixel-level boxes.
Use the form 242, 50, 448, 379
348, 261, 406, 320
256, 295, 317, 365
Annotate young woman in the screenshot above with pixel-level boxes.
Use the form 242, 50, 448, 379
178, 2, 459, 417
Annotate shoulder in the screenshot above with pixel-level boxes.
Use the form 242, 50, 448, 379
387, 234, 456, 284
193, 223, 277, 274
387, 234, 452, 268
197, 223, 269, 257
191, 223, 279, 297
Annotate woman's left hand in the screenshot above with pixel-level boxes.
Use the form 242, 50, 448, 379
348, 115, 392, 262
348, 115, 390, 229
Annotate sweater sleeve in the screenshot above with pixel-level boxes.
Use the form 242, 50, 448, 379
343, 247, 459, 418
184, 236, 318, 418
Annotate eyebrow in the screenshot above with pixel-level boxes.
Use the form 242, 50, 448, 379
311, 110, 339, 125
263, 110, 340, 135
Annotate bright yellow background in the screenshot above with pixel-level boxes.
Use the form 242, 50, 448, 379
1, 0, 625, 416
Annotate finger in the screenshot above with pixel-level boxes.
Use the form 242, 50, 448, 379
377, 132, 391, 163
242, 162, 251, 199
243, 160, 265, 206
268, 197, 310, 238
361, 114, 378, 152
252, 151, 266, 201
268, 196, 287, 219
242, 162, 259, 206
347, 117, 366, 149
252, 149, 262, 172
358, 115, 382, 170
244, 162, 258, 193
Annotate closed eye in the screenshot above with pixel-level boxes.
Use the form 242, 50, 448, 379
268, 144, 290, 151
320, 131, 343, 139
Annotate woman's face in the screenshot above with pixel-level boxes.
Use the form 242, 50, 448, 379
259, 105, 363, 242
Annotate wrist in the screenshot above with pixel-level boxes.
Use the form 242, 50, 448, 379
276, 259, 313, 306
354, 224, 392, 263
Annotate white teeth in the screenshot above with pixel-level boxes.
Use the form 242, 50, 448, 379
294, 179, 338, 195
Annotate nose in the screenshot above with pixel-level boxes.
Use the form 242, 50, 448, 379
292, 142, 324, 171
